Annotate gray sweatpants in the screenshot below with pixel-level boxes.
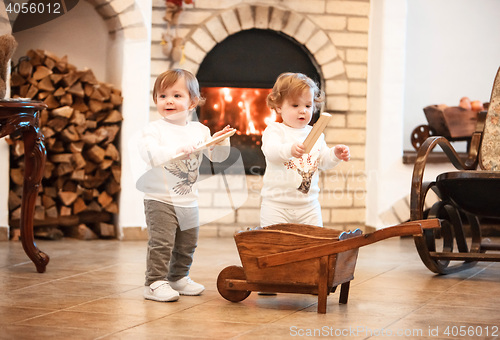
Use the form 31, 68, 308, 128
144, 199, 199, 286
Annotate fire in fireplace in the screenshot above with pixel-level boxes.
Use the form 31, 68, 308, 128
199, 87, 275, 135
199, 86, 275, 175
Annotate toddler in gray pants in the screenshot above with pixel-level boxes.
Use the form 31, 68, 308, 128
138, 69, 232, 302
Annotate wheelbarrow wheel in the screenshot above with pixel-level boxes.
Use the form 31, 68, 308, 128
217, 265, 251, 302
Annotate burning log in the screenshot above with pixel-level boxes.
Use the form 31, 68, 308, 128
8, 49, 123, 239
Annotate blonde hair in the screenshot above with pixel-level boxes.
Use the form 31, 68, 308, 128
267, 72, 325, 112
152, 68, 206, 106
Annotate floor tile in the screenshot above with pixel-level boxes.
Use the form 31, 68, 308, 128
1, 236, 498, 339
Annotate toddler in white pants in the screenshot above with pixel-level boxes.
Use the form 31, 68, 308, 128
260, 72, 350, 227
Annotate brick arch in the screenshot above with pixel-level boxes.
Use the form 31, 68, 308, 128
84, 0, 147, 39
181, 4, 349, 112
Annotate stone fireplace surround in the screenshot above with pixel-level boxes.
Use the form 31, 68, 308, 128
148, 1, 370, 237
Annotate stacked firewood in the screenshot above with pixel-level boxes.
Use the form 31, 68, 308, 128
8, 49, 122, 240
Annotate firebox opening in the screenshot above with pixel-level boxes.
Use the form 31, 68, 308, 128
196, 29, 322, 175
200, 87, 274, 136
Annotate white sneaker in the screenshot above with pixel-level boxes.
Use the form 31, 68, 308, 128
143, 280, 179, 302
169, 277, 205, 296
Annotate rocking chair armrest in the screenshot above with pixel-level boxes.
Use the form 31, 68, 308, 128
410, 136, 477, 220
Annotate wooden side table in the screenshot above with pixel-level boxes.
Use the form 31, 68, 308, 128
0, 99, 49, 273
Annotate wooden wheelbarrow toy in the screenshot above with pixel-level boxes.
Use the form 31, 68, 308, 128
217, 219, 440, 313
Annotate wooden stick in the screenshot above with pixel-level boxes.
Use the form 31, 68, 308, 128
170, 128, 236, 161
303, 112, 332, 153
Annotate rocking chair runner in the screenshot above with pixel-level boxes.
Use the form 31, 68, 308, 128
410, 67, 500, 274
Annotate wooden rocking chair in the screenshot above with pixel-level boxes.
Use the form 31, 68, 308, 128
410, 67, 500, 274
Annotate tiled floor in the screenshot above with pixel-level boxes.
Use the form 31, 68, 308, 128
0, 234, 499, 339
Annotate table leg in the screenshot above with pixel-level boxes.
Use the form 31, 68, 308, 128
20, 127, 49, 273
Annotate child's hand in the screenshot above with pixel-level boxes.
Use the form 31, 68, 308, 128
334, 144, 350, 161
210, 125, 235, 152
176, 145, 197, 159
291, 142, 305, 158
212, 125, 234, 142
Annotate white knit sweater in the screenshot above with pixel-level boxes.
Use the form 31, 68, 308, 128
261, 122, 341, 208
137, 118, 229, 207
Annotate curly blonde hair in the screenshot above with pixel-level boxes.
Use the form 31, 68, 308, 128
152, 68, 206, 106
266, 72, 325, 112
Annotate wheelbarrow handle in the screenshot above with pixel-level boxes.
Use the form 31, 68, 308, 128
257, 219, 441, 269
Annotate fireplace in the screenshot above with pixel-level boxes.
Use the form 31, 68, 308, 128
196, 29, 322, 174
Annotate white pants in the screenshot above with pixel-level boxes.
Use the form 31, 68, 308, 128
260, 201, 323, 227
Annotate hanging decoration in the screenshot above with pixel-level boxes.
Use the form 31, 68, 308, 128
162, 0, 194, 62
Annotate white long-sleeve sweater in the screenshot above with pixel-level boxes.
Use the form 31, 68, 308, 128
137, 118, 229, 207
261, 122, 341, 208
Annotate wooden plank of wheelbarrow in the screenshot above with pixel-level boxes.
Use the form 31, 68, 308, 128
225, 279, 319, 294
257, 219, 440, 269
